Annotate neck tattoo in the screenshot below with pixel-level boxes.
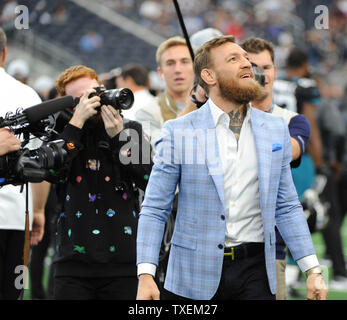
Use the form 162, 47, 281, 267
228, 106, 247, 141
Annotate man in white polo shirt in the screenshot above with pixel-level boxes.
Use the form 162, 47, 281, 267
0, 27, 47, 300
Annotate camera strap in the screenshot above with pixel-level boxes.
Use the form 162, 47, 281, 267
18, 182, 30, 300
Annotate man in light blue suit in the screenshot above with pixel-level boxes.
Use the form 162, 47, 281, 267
136, 35, 328, 300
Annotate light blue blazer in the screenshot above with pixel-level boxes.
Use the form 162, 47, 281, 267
137, 102, 315, 300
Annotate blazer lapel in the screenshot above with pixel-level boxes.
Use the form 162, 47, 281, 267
250, 108, 272, 211
190, 102, 225, 207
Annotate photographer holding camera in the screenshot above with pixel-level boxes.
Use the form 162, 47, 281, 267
0, 27, 47, 300
46, 65, 152, 300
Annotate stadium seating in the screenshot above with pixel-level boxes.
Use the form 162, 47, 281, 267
17, 0, 158, 73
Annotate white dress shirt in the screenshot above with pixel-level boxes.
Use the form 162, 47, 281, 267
209, 99, 264, 246
0, 67, 42, 230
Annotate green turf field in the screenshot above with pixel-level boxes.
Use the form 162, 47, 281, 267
23, 217, 347, 300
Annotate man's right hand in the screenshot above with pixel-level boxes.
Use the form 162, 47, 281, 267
179, 84, 207, 117
0, 128, 21, 156
69, 88, 101, 128
136, 274, 160, 300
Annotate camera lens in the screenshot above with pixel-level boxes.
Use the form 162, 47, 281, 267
105, 88, 134, 110
116, 88, 134, 110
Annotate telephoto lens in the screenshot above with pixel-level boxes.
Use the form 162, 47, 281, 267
89, 87, 134, 110
102, 88, 134, 110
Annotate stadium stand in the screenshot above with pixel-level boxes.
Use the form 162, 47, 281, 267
10, 0, 159, 73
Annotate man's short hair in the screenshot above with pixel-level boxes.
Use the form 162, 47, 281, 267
120, 63, 149, 87
0, 27, 7, 53
194, 35, 236, 93
240, 37, 275, 63
156, 36, 187, 66
286, 48, 308, 69
56, 65, 99, 96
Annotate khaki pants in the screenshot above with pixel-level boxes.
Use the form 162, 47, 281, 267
276, 259, 287, 300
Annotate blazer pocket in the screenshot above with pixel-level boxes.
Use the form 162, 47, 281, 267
176, 216, 197, 232
272, 143, 282, 152
171, 230, 197, 250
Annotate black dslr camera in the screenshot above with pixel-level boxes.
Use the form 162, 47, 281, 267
54, 87, 135, 132
88, 87, 134, 111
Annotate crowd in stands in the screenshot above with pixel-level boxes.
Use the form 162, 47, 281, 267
97, 0, 346, 77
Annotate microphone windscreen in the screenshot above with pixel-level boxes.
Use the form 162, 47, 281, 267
24, 96, 74, 123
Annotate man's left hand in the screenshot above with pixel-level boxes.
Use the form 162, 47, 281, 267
101, 105, 124, 138
306, 274, 328, 300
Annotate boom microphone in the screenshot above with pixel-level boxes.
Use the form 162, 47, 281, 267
172, 0, 195, 61
24, 95, 75, 123
0, 95, 75, 128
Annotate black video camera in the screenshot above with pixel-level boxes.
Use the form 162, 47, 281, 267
0, 139, 68, 186
88, 87, 134, 111
0, 96, 76, 186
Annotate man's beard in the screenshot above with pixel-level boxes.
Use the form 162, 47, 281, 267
218, 72, 267, 104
